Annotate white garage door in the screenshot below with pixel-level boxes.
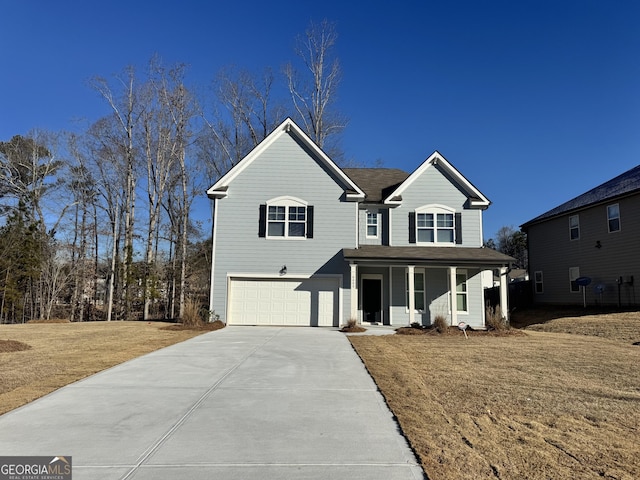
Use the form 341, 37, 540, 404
228, 277, 339, 326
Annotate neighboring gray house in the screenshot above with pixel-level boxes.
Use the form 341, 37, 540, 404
521, 164, 640, 307
207, 118, 512, 328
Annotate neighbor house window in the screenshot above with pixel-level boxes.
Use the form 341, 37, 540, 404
260, 196, 313, 239
415, 206, 455, 244
534, 271, 543, 294
607, 204, 620, 232
456, 271, 468, 312
569, 267, 580, 293
405, 269, 425, 311
569, 215, 580, 240
366, 212, 378, 238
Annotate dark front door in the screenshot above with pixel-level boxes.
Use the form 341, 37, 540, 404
362, 278, 382, 323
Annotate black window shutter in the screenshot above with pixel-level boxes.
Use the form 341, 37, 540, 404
455, 212, 462, 244
306, 206, 314, 238
408, 212, 416, 244
258, 204, 267, 237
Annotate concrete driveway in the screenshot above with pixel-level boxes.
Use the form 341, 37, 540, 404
0, 327, 424, 479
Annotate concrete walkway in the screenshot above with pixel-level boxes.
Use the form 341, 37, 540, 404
0, 327, 424, 479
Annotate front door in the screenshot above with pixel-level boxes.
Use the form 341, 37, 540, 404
362, 278, 382, 324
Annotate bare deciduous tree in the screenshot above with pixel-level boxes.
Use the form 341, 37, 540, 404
284, 19, 346, 155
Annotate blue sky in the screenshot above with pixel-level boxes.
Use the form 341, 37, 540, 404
2, 0, 639, 241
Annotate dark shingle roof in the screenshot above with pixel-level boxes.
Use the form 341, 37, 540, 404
342, 168, 409, 203
343, 245, 513, 267
522, 164, 640, 228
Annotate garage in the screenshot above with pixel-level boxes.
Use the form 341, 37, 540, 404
228, 277, 340, 326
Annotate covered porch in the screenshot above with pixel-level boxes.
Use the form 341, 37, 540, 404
343, 246, 514, 328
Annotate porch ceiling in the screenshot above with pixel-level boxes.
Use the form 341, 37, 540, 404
342, 245, 514, 268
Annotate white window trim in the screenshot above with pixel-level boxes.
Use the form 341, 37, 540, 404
366, 211, 379, 238
455, 269, 469, 314
569, 214, 580, 241
416, 204, 456, 245
266, 196, 308, 240
534, 271, 544, 294
405, 267, 426, 313
607, 203, 621, 233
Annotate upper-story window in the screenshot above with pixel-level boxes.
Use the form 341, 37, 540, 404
259, 197, 314, 239
607, 204, 620, 233
410, 205, 459, 244
366, 212, 378, 238
569, 215, 580, 240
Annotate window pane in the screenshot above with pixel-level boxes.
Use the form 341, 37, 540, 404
415, 273, 424, 290
607, 204, 619, 218
609, 218, 620, 232
415, 292, 425, 310
417, 229, 434, 242
570, 227, 579, 240
456, 293, 467, 311
367, 225, 377, 236
437, 229, 454, 243
437, 213, 453, 228
417, 213, 433, 228
289, 206, 305, 221
569, 215, 579, 228
456, 274, 467, 292
268, 206, 285, 220
288, 222, 305, 237
268, 222, 285, 236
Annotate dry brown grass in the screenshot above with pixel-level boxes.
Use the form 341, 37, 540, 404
350, 311, 640, 480
0, 321, 212, 416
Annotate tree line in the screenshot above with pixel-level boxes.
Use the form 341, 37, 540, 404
0, 20, 343, 324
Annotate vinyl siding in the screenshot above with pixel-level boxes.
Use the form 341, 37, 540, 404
211, 133, 356, 322
528, 193, 640, 306
388, 266, 485, 327
391, 164, 483, 247
358, 207, 390, 245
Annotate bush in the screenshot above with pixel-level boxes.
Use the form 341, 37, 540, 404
486, 305, 507, 331
340, 318, 367, 333
433, 314, 448, 333
181, 297, 206, 327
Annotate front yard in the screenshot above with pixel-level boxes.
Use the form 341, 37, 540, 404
350, 311, 640, 480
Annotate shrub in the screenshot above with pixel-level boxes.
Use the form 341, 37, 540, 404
486, 305, 507, 331
340, 318, 367, 333
181, 297, 206, 327
433, 314, 448, 333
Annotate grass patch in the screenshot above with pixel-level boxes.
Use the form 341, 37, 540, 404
350, 310, 640, 479
0, 339, 31, 353
0, 321, 213, 416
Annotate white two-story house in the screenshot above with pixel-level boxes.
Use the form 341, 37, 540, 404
207, 118, 512, 328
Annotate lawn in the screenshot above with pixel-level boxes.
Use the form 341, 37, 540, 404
1, 312, 639, 479
350, 311, 640, 480
0, 321, 216, 416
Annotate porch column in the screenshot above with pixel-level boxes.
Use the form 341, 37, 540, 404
350, 263, 358, 322
408, 265, 415, 325
449, 266, 458, 326
500, 266, 510, 323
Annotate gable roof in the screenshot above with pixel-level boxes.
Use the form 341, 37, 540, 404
382, 151, 491, 208
522, 164, 640, 228
207, 118, 365, 201
342, 168, 409, 203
